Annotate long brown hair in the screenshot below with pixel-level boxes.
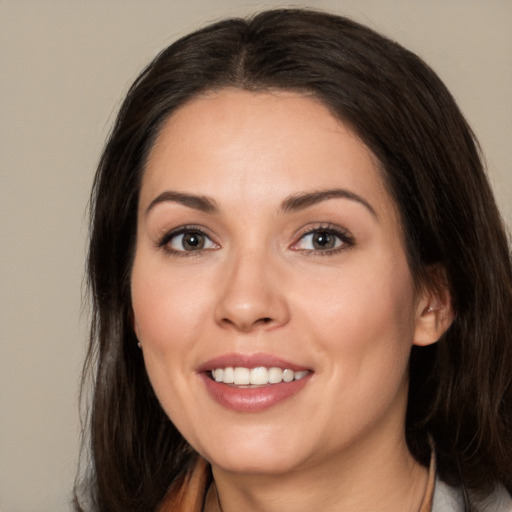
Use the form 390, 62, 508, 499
75, 9, 512, 511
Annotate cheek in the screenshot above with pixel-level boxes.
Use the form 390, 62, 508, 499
130, 256, 199, 415
130, 251, 222, 425
131, 256, 209, 353
298, 255, 417, 375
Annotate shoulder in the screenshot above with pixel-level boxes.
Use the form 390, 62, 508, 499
432, 477, 512, 512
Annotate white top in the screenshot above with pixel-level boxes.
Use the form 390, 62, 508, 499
433, 478, 512, 512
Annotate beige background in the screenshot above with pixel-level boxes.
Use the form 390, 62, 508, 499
1, 1, 510, 510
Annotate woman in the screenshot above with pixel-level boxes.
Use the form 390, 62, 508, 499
75, 9, 512, 512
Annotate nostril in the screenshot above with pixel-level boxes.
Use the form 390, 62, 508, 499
219, 315, 274, 332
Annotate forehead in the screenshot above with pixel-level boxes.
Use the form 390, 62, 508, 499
140, 88, 395, 220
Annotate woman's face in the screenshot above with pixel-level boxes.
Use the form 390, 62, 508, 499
131, 89, 427, 475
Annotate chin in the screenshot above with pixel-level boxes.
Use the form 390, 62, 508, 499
212, 451, 304, 476
199, 427, 311, 475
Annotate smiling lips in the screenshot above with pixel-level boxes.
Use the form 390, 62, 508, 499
199, 354, 312, 412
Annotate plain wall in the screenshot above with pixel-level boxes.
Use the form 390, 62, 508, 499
1, 1, 510, 510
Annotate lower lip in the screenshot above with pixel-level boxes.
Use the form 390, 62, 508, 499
201, 373, 311, 412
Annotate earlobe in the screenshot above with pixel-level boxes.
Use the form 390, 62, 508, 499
135, 327, 142, 349
132, 312, 143, 349
413, 273, 454, 347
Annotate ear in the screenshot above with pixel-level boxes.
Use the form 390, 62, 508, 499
413, 267, 454, 347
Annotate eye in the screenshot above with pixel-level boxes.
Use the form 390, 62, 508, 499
291, 226, 354, 254
160, 227, 218, 254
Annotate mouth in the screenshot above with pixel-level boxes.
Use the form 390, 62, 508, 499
209, 366, 310, 386
199, 354, 313, 412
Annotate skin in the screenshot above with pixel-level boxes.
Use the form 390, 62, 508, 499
131, 89, 453, 512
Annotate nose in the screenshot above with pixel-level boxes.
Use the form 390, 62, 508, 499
214, 250, 290, 332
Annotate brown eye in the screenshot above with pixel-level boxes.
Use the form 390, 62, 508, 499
291, 226, 354, 254
311, 231, 336, 250
181, 232, 205, 250
164, 229, 217, 253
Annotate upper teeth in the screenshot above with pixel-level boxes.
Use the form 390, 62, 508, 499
211, 367, 309, 386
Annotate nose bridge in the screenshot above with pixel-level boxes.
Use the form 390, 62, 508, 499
214, 243, 289, 331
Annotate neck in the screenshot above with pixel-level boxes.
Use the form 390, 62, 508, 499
206, 433, 429, 512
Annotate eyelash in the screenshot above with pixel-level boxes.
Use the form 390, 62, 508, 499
157, 225, 218, 257
157, 224, 355, 257
291, 224, 355, 256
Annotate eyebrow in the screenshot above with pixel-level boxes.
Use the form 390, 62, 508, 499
281, 189, 378, 218
145, 191, 220, 216
145, 188, 377, 219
